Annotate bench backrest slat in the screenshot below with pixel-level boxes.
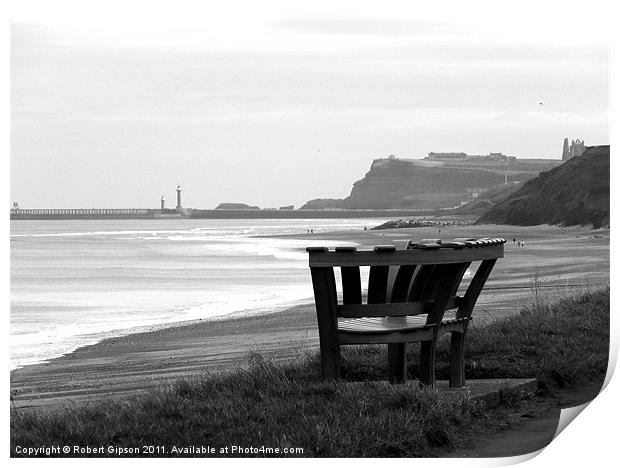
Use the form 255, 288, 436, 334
308, 245, 503, 267
407, 265, 436, 302
390, 264, 418, 303
338, 295, 461, 318
341, 266, 362, 304
456, 259, 497, 320
368, 265, 390, 304
339, 301, 428, 318
423, 262, 471, 326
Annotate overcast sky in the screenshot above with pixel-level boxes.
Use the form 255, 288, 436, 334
10, 1, 609, 209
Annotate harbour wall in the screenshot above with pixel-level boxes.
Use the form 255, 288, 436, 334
11, 208, 437, 220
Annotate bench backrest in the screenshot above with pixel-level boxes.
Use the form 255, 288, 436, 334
307, 239, 504, 328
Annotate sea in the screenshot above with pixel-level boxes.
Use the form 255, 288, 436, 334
10, 218, 385, 369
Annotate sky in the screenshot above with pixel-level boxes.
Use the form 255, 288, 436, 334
9, 0, 610, 209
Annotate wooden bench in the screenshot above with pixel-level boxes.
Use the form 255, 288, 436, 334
306, 237, 505, 388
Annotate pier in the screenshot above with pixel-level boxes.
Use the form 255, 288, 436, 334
10, 207, 436, 220
10, 208, 181, 220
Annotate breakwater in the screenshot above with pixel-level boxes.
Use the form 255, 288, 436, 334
10, 208, 182, 220
11, 208, 436, 220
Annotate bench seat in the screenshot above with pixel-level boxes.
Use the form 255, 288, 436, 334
337, 315, 469, 334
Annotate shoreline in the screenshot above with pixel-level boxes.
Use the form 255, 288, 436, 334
11, 301, 320, 409
11, 223, 610, 409
10, 296, 315, 371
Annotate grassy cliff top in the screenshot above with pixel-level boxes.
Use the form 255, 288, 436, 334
478, 146, 609, 228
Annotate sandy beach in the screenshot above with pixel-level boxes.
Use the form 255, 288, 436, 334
11, 224, 609, 409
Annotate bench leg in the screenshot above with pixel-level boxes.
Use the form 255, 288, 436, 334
419, 341, 436, 388
388, 343, 407, 384
320, 342, 341, 381
310, 267, 341, 381
449, 332, 466, 388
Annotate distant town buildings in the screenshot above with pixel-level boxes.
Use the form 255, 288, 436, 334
562, 138, 586, 161
465, 188, 488, 200
427, 152, 467, 160
426, 152, 516, 162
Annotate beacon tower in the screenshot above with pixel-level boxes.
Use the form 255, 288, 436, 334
176, 185, 182, 210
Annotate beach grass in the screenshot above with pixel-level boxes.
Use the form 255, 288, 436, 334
339, 286, 609, 389
10, 287, 609, 457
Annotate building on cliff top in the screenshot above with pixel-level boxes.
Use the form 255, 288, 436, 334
427, 152, 467, 160
426, 152, 516, 162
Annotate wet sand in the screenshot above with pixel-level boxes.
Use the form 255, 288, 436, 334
10, 224, 609, 409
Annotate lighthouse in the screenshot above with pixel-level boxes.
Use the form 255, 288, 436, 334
176, 185, 182, 210
160, 194, 165, 211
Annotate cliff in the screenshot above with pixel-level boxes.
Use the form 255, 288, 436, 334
477, 146, 609, 228
301, 156, 560, 210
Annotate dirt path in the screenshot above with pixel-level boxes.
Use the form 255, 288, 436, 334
442, 382, 604, 458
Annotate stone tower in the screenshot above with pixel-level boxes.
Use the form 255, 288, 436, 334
562, 138, 570, 161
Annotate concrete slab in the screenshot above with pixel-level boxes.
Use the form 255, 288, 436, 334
436, 378, 538, 408
340, 378, 538, 410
